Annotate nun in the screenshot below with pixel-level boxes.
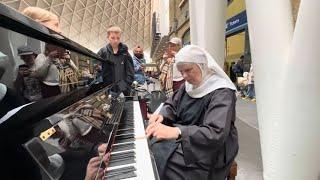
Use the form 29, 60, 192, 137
146, 45, 239, 180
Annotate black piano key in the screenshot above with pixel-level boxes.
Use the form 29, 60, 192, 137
118, 123, 133, 127
125, 118, 133, 123
118, 122, 134, 126
109, 155, 135, 163
108, 151, 136, 167
116, 128, 134, 135
108, 158, 136, 167
109, 156, 135, 163
110, 150, 135, 159
118, 123, 134, 129
112, 143, 135, 152
123, 118, 133, 123
106, 166, 136, 176
114, 134, 135, 144
106, 171, 137, 180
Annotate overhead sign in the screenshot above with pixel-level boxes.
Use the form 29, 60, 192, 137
226, 10, 248, 36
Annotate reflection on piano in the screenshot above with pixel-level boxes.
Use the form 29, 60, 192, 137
0, 3, 159, 180
23, 87, 122, 179
23, 86, 159, 180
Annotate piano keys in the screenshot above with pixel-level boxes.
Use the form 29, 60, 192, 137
105, 100, 160, 180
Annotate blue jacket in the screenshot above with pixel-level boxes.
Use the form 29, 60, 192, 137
132, 55, 146, 84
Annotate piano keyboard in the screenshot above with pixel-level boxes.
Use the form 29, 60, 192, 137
105, 100, 159, 180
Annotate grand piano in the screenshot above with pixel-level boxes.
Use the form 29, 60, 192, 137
0, 3, 159, 180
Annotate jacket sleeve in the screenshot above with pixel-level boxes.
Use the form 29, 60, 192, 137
14, 73, 24, 95
177, 89, 236, 165
98, 48, 112, 84
159, 88, 182, 125
97, 48, 103, 57
31, 54, 51, 79
125, 52, 134, 85
133, 58, 140, 72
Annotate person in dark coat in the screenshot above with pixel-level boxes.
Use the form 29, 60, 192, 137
229, 62, 237, 83
97, 26, 134, 95
232, 55, 244, 78
146, 45, 239, 180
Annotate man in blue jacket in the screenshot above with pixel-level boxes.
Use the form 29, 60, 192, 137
132, 45, 146, 85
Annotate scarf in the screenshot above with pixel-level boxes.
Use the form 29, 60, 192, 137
159, 59, 174, 97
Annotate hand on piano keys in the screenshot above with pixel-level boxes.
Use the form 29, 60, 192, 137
147, 114, 164, 124
145, 121, 180, 140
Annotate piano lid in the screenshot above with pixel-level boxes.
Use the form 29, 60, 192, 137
0, 2, 115, 133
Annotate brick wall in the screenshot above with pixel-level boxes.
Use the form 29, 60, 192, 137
169, 0, 190, 41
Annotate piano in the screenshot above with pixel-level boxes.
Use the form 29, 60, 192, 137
21, 86, 159, 180
0, 3, 159, 180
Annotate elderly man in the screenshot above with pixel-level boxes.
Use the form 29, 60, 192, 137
159, 37, 184, 97
14, 46, 43, 102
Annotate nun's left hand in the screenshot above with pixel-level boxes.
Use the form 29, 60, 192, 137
146, 123, 180, 140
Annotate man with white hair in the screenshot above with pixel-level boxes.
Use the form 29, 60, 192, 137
159, 37, 184, 97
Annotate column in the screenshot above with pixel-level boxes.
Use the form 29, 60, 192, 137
245, 0, 294, 179
189, 0, 227, 67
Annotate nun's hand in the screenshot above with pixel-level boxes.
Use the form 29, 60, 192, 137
146, 123, 180, 140
147, 114, 163, 124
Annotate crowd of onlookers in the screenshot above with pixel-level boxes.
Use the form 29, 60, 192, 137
230, 55, 256, 101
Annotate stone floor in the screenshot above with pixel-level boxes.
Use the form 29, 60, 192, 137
235, 99, 263, 180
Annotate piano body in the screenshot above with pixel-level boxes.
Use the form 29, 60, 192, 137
0, 3, 159, 180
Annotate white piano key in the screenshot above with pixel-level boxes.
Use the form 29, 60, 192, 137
110, 149, 135, 156
133, 101, 146, 138
133, 139, 156, 180
132, 101, 156, 180
107, 163, 136, 171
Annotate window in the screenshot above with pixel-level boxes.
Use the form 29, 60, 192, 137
182, 29, 190, 46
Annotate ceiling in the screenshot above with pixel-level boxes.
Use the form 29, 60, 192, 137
1, 0, 153, 52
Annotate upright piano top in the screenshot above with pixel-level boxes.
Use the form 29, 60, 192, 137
0, 2, 109, 128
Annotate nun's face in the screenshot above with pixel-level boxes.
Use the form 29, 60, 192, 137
177, 63, 202, 86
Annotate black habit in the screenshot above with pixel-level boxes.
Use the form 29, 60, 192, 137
151, 86, 238, 180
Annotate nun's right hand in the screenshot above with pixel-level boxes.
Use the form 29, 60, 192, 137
147, 114, 163, 124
